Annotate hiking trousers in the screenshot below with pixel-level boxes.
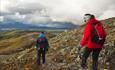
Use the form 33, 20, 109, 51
81, 47, 102, 70
37, 48, 46, 64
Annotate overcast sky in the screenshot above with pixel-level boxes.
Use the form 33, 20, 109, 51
0, 0, 115, 24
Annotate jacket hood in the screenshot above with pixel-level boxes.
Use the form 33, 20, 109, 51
87, 18, 100, 24
39, 33, 45, 38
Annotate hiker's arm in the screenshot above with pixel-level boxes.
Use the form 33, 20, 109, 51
46, 39, 49, 47
36, 39, 39, 48
80, 24, 91, 46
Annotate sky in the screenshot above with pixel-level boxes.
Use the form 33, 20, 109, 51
0, 0, 115, 24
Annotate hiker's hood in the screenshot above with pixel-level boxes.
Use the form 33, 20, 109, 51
87, 18, 100, 24
39, 33, 45, 38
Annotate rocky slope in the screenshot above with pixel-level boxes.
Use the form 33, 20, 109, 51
0, 17, 115, 70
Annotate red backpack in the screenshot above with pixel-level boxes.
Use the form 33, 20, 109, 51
37, 37, 46, 48
91, 22, 106, 45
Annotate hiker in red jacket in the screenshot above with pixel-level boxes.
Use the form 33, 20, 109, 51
79, 14, 106, 70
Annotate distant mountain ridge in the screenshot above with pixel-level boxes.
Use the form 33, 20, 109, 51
0, 19, 78, 30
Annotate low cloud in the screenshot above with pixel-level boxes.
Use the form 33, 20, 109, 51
0, 0, 115, 24
0, 16, 4, 22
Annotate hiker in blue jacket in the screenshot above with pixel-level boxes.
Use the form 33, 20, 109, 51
36, 32, 49, 65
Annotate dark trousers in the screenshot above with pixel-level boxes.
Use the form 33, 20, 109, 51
81, 47, 102, 70
37, 48, 46, 64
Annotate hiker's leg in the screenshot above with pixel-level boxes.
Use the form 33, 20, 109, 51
92, 48, 102, 70
37, 49, 41, 65
81, 47, 92, 68
42, 48, 46, 64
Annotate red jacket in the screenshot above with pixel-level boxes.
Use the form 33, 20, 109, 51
80, 18, 106, 48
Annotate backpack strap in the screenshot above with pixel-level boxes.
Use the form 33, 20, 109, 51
92, 23, 101, 38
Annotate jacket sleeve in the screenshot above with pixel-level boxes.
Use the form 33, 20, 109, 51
36, 38, 39, 47
46, 39, 49, 47
80, 23, 91, 46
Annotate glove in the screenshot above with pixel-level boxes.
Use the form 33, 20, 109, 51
78, 46, 81, 51
78, 44, 81, 51
46, 48, 49, 51
34, 46, 37, 48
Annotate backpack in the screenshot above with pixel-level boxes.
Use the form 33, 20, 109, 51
37, 37, 46, 48
91, 22, 106, 45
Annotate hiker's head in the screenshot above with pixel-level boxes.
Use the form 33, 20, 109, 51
40, 32, 45, 34
84, 14, 95, 22
39, 32, 45, 38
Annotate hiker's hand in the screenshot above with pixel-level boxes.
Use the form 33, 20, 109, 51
78, 46, 81, 51
78, 44, 81, 51
34, 46, 37, 48
46, 48, 48, 51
